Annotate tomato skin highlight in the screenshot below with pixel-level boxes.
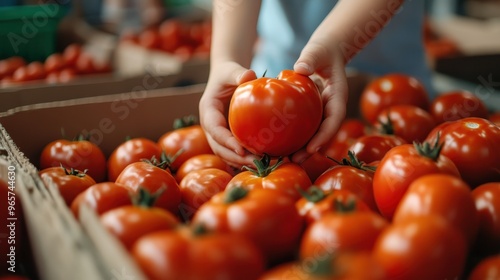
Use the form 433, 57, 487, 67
429, 90, 489, 124
228, 69, 323, 156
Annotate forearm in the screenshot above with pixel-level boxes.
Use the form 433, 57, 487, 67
210, 0, 261, 69
311, 0, 404, 63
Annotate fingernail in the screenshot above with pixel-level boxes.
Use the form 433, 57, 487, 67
295, 62, 312, 74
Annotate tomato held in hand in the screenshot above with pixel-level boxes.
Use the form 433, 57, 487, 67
360, 73, 430, 124
425, 117, 500, 188
393, 174, 478, 247
39, 166, 96, 206
225, 155, 312, 201
471, 182, 500, 254
39, 136, 107, 182
192, 187, 304, 264
228, 69, 323, 156
373, 140, 460, 220
372, 216, 467, 280
131, 225, 265, 280
429, 90, 489, 124
107, 137, 162, 182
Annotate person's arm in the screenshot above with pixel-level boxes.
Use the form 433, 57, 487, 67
292, 0, 404, 163
199, 0, 262, 168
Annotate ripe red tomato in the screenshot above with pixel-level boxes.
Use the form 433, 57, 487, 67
333, 118, 367, 143
11, 66, 29, 83
44, 53, 66, 74
225, 155, 312, 200
373, 141, 460, 220
158, 19, 184, 52
75, 53, 96, 75
360, 73, 430, 124
157, 117, 213, 172
471, 182, 500, 254
107, 137, 162, 182
468, 255, 500, 280
259, 252, 386, 280
375, 105, 436, 144
178, 168, 232, 219
192, 187, 304, 264
430, 90, 489, 124
115, 161, 182, 216
58, 68, 77, 83
39, 137, 107, 183
138, 28, 162, 50
347, 134, 406, 165
393, 174, 478, 247
425, 117, 500, 188
100, 197, 179, 250
131, 225, 266, 280
299, 207, 388, 261
175, 153, 231, 183
228, 69, 323, 156
296, 187, 371, 226
372, 216, 467, 280
0, 56, 26, 79
39, 166, 96, 206
314, 152, 378, 212
63, 43, 82, 67
70, 182, 132, 219
25, 61, 46, 80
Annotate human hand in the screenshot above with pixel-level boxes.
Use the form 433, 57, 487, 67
199, 61, 259, 168
291, 41, 349, 164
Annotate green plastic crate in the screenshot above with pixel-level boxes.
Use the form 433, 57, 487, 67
0, 4, 68, 62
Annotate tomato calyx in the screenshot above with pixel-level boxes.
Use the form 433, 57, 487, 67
303, 254, 335, 276
173, 115, 198, 129
223, 186, 249, 204
329, 151, 376, 172
414, 133, 443, 161
242, 154, 283, 177
191, 223, 210, 236
334, 198, 357, 214
377, 114, 395, 135
131, 186, 165, 208
141, 152, 179, 171
60, 163, 88, 178
297, 186, 326, 203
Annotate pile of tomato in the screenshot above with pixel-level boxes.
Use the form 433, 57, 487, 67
0, 44, 112, 87
120, 18, 212, 61
32, 73, 500, 280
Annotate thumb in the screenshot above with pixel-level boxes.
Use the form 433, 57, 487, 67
294, 42, 329, 76
235, 68, 257, 85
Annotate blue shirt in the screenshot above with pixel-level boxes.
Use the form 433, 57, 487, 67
251, 0, 435, 96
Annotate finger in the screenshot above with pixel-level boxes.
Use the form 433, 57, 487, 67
307, 73, 349, 153
206, 133, 257, 168
294, 42, 329, 76
291, 148, 314, 165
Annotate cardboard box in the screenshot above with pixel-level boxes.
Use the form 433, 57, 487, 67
0, 71, 370, 280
